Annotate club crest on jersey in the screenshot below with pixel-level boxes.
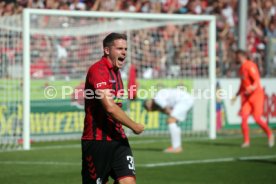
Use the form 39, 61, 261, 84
250, 67, 256, 74
96, 82, 106, 88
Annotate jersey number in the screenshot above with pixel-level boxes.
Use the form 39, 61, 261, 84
126, 156, 135, 170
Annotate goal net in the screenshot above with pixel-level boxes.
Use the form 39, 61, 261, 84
0, 9, 216, 150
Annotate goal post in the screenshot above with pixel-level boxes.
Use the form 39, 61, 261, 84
209, 17, 216, 139
23, 10, 31, 150
1, 9, 216, 151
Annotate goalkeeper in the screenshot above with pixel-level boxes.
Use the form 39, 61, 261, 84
143, 88, 194, 153
231, 49, 274, 148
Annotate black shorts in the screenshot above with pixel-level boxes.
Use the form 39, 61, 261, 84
81, 139, 136, 184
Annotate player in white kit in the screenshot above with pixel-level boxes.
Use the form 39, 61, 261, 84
144, 88, 194, 153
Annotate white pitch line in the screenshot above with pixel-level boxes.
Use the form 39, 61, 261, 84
0, 139, 169, 153
136, 158, 235, 168
0, 161, 80, 166
32, 144, 80, 150
1, 154, 275, 168
238, 155, 276, 160
31, 139, 169, 150
136, 154, 276, 168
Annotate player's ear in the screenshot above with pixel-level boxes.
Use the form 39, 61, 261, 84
104, 46, 110, 55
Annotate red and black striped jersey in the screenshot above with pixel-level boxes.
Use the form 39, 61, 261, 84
82, 56, 126, 141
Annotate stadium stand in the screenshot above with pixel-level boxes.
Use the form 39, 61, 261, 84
0, 0, 276, 77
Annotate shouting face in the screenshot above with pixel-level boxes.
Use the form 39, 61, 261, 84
104, 39, 127, 70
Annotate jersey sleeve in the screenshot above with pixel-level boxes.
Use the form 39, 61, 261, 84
247, 64, 261, 89
88, 67, 110, 90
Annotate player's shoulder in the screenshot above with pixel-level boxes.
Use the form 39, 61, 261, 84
89, 60, 108, 73
243, 60, 259, 74
244, 60, 256, 69
246, 60, 257, 66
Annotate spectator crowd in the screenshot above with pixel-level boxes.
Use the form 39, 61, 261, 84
1, 0, 276, 79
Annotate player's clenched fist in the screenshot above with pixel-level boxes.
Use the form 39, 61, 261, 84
133, 123, 145, 134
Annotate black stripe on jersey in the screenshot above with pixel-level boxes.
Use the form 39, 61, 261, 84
109, 70, 123, 92
114, 71, 120, 91
117, 71, 124, 90
110, 70, 120, 92
108, 70, 117, 91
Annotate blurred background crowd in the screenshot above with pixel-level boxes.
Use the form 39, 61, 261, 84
0, 0, 276, 78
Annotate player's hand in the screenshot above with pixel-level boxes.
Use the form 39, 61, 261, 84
245, 85, 255, 95
132, 123, 144, 135
231, 96, 237, 105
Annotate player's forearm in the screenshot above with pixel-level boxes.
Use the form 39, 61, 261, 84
251, 80, 260, 91
235, 87, 241, 97
245, 80, 260, 94
98, 89, 143, 133
245, 84, 256, 94
107, 103, 138, 131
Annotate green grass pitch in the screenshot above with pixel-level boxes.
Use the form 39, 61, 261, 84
0, 136, 275, 184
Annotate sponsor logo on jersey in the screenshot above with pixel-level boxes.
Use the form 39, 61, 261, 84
96, 82, 106, 88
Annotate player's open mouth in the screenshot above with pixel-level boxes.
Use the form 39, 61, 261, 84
118, 57, 125, 62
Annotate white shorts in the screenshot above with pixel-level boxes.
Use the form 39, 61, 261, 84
171, 99, 194, 122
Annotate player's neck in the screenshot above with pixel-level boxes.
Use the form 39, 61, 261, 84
240, 58, 247, 64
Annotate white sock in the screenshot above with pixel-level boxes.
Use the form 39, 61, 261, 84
168, 123, 181, 149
